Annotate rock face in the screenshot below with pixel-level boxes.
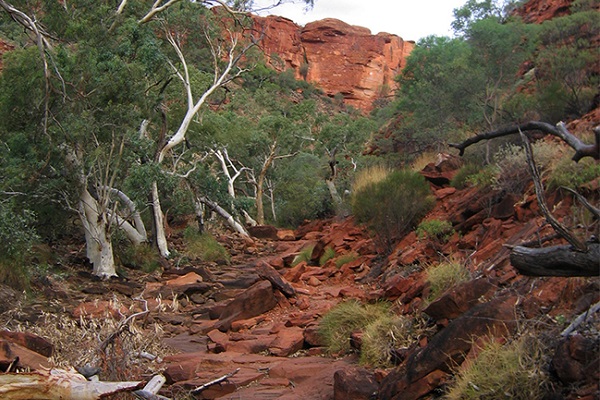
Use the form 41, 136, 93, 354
512, 0, 575, 23
252, 16, 414, 111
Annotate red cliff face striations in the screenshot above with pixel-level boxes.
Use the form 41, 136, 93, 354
252, 15, 414, 111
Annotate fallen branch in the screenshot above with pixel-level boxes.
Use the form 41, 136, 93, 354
0, 369, 142, 400
99, 297, 149, 353
510, 243, 600, 276
561, 301, 600, 337
134, 374, 170, 400
190, 368, 240, 395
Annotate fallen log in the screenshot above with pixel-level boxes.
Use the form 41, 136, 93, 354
510, 243, 600, 277
0, 368, 143, 400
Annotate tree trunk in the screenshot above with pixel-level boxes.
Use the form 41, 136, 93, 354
79, 189, 117, 278
151, 181, 170, 258
326, 179, 343, 214
510, 243, 600, 277
256, 174, 266, 225
199, 196, 249, 237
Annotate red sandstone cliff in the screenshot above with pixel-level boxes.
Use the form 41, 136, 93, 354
252, 15, 414, 111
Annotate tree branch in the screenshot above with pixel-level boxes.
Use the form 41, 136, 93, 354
450, 121, 599, 162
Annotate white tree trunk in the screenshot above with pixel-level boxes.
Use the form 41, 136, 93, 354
151, 181, 170, 258
199, 196, 249, 237
102, 186, 148, 245
79, 189, 117, 278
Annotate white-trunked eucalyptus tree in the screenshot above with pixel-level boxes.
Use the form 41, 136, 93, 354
0, 0, 314, 277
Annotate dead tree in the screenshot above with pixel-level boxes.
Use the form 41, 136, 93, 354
450, 121, 599, 277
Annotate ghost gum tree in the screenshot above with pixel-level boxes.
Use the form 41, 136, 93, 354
0, 0, 313, 277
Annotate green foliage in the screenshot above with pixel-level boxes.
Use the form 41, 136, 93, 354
445, 336, 548, 400
416, 219, 454, 243
116, 243, 162, 273
319, 247, 336, 266
426, 260, 471, 303
492, 140, 561, 195
318, 300, 391, 355
183, 228, 230, 264
275, 153, 333, 227
292, 244, 315, 267
547, 156, 600, 191
352, 169, 434, 250
334, 252, 359, 268
451, 164, 481, 189
0, 201, 38, 289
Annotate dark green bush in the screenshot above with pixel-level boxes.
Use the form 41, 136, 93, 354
352, 169, 433, 250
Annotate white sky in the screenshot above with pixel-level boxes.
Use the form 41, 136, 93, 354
252, 0, 469, 42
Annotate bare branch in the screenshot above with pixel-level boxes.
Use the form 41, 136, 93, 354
190, 368, 240, 395
450, 121, 599, 162
519, 129, 588, 252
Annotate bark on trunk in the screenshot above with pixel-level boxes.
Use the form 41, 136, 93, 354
510, 243, 600, 277
79, 189, 117, 278
151, 181, 170, 258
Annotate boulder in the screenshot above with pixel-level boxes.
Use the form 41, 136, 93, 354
333, 367, 378, 400
214, 280, 278, 332
423, 277, 496, 321
552, 334, 599, 384
0, 331, 53, 357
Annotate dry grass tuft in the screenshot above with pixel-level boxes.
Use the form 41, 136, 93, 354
351, 165, 391, 194
445, 335, 549, 400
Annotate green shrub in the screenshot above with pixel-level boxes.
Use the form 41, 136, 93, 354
318, 300, 390, 355
451, 163, 481, 189
360, 314, 414, 368
183, 228, 230, 264
426, 260, 471, 303
492, 141, 561, 195
416, 219, 454, 243
445, 336, 548, 400
118, 243, 162, 273
319, 246, 336, 266
547, 156, 600, 190
352, 169, 434, 250
0, 202, 38, 290
466, 166, 497, 189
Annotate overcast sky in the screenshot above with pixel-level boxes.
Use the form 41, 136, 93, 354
252, 0, 469, 42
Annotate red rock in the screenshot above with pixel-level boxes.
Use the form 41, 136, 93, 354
269, 326, 304, 357
435, 187, 457, 200
215, 280, 278, 332
248, 225, 279, 240
379, 296, 519, 399
306, 276, 321, 286
423, 277, 496, 320
283, 261, 307, 283
333, 367, 378, 400
164, 271, 203, 286
552, 334, 599, 384
0, 340, 52, 371
303, 323, 324, 347
0, 331, 53, 357
252, 16, 414, 112
276, 229, 296, 241
230, 315, 267, 332
256, 261, 296, 297
72, 300, 128, 319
